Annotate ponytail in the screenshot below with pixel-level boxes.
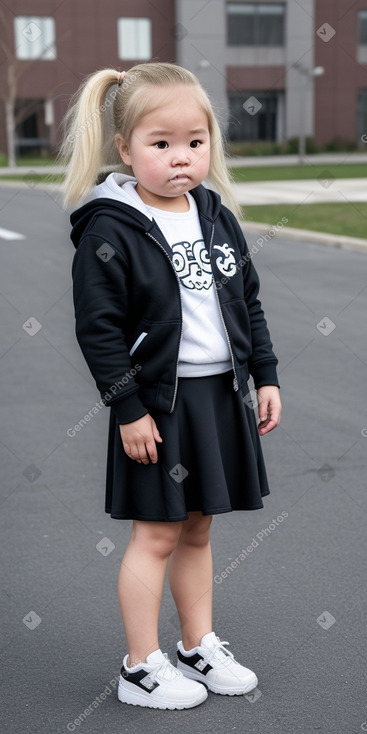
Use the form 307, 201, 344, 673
59, 69, 122, 205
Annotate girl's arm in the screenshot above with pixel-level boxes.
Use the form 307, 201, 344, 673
72, 235, 148, 425
242, 256, 279, 388
238, 227, 281, 434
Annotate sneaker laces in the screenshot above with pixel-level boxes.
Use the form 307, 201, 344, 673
149, 653, 182, 682
204, 638, 235, 666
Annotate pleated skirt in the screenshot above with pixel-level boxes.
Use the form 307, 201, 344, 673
105, 371, 270, 522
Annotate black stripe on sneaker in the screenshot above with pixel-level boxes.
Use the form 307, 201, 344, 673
120, 665, 160, 693
177, 649, 213, 676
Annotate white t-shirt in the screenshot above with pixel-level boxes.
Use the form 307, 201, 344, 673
94, 174, 232, 377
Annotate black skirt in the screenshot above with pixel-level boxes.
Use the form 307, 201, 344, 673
105, 371, 270, 522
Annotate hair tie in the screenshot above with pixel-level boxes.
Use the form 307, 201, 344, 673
117, 71, 126, 86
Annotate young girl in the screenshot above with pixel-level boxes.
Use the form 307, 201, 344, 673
61, 62, 281, 711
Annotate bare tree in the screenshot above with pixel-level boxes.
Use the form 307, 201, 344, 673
0, 7, 18, 166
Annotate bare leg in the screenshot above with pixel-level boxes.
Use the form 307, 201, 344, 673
118, 519, 182, 667
168, 512, 213, 651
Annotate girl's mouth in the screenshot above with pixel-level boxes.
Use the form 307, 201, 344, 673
170, 174, 190, 183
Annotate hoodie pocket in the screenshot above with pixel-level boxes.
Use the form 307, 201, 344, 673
129, 331, 148, 356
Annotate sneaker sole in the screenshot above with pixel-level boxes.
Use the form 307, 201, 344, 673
177, 662, 258, 696
118, 679, 208, 710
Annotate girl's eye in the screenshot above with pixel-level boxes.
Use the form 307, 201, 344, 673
155, 141, 168, 149
190, 140, 201, 148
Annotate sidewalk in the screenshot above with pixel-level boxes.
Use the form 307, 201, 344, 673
232, 177, 367, 205
227, 152, 367, 167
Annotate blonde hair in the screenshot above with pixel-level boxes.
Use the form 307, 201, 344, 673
59, 62, 241, 217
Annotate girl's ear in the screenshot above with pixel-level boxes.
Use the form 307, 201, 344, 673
115, 134, 131, 166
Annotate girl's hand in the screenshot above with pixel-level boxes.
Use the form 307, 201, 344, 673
256, 385, 282, 436
119, 414, 163, 464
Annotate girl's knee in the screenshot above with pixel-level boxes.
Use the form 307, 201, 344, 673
131, 520, 182, 558
179, 513, 213, 547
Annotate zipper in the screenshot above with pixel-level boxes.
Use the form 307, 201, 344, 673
209, 224, 239, 391
145, 231, 183, 412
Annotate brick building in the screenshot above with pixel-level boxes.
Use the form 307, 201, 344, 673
0, 0, 366, 156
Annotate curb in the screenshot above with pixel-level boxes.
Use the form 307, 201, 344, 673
240, 220, 367, 254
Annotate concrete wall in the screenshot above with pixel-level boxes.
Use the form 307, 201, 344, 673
284, 0, 315, 140
174, 0, 229, 130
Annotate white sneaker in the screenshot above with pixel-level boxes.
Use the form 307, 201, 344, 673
176, 632, 258, 695
118, 648, 208, 709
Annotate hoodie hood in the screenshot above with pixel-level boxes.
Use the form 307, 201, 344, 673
89, 172, 146, 211
70, 172, 222, 249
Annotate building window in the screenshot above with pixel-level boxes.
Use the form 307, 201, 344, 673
358, 10, 367, 44
227, 3, 285, 46
228, 92, 283, 141
357, 91, 367, 143
15, 99, 51, 155
117, 18, 152, 60
14, 17, 56, 60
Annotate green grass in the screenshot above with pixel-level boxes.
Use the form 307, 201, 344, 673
0, 153, 57, 167
0, 174, 64, 183
242, 202, 367, 239
230, 163, 367, 182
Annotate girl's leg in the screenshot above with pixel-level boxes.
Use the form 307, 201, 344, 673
118, 519, 182, 667
168, 511, 213, 650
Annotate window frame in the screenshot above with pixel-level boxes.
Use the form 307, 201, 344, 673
117, 17, 152, 60
14, 16, 56, 60
227, 2, 285, 47
358, 10, 367, 45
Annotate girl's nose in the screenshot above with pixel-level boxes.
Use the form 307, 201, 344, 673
171, 149, 190, 166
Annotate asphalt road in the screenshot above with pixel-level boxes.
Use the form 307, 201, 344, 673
1, 185, 366, 734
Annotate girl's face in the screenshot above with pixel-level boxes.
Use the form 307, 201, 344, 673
116, 86, 211, 211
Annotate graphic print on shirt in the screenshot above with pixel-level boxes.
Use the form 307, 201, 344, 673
171, 239, 212, 290
213, 243, 237, 278
171, 239, 237, 290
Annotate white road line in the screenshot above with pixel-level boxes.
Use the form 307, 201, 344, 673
0, 227, 26, 240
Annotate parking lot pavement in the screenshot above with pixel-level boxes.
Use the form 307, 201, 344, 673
0, 186, 366, 734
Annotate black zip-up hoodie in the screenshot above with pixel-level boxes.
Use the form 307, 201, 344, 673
70, 181, 279, 424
